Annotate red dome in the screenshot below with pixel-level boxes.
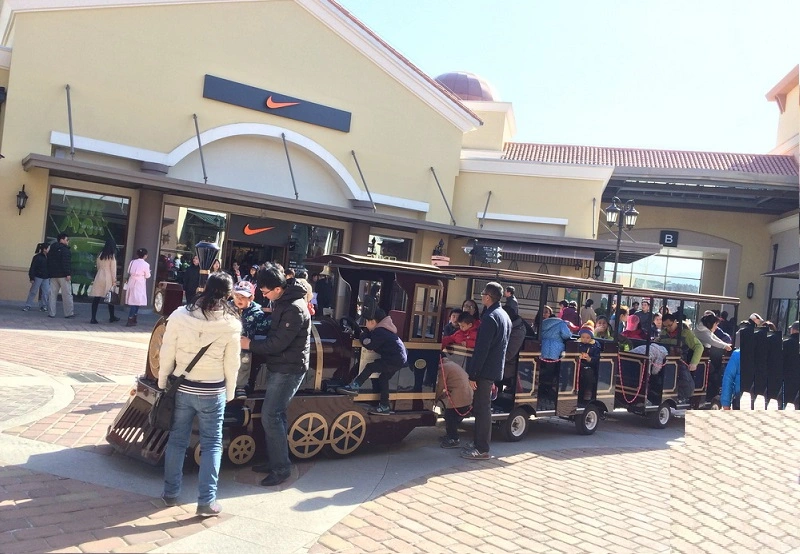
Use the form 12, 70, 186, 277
435, 72, 498, 101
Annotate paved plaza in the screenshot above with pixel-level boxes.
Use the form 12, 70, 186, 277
0, 300, 798, 553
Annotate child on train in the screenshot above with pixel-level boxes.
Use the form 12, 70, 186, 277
337, 308, 408, 415
441, 312, 478, 349
443, 308, 462, 337
577, 324, 602, 407
230, 281, 271, 399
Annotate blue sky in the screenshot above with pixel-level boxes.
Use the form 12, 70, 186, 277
338, 0, 798, 154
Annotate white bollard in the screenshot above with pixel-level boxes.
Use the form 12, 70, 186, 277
739, 391, 752, 411
753, 395, 766, 410
766, 398, 779, 410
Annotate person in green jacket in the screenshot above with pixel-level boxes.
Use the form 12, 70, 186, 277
659, 313, 704, 403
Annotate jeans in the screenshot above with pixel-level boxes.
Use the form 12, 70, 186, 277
163, 391, 225, 506
128, 305, 140, 318
25, 278, 50, 309
472, 378, 493, 454
261, 371, 306, 474
48, 277, 74, 317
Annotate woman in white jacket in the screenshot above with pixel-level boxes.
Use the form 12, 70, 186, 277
694, 313, 733, 351
159, 272, 242, 517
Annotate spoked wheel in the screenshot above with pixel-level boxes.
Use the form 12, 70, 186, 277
499, 407, 529, 442
327, 410, 367, 457
288, 412, 329, 459
227, 435, 256, 465
649, 402, 672, 429
575, 405, 601, 435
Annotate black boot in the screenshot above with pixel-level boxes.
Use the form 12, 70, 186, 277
90, 297, 100, 324
108, 304, 120, 323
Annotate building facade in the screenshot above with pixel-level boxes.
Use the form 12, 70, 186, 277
0, 0, 796, 327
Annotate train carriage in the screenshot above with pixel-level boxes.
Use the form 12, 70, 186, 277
614, 288, 739, 427
443, 266, 624, 437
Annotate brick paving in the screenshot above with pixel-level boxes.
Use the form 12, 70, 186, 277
671, 411, 800, 554
0, 465, 228, 553
1, 301, 799, 553
310, 448, 672, 554
0, 386, 53, 422
4, 384, 133, 454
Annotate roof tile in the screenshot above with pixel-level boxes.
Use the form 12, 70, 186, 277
502, 142, 799, 176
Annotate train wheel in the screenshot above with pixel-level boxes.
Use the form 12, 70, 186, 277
328, 411, 367, 456
709, 397, 722, 410
575, 405, 600, 435
227, 435, 256, 465
649, 402, 671, 429
499, 407, 528, 442
193, 443, 202, 466
288, 412, 329, 459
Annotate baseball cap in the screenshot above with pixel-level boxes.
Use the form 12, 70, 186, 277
233, 281, 254, 297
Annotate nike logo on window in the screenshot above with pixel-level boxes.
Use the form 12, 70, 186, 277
266, 96, 299, 109
243, 224, 275, 236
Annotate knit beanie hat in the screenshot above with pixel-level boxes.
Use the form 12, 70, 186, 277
578, 324, 594, 339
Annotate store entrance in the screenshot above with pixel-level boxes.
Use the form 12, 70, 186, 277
225, 241, 286, 272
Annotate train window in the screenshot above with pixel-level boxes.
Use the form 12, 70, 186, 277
411, 285, 442, 341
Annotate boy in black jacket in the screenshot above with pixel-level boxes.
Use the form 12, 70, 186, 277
338, 308, 407, 415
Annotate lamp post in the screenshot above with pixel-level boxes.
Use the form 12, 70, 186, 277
605, 196, 639, 283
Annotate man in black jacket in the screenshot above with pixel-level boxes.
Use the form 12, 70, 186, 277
241, 263, 310, 486
462, 281, 511, 460
47, 233, 74, 318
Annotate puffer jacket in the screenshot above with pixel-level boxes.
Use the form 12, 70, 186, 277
249, 278, 311, 375
540, 316, 572, 360
360, 315, 407, 367
47, 241, 71, 278
28, 252, 48, 280
158, 304, 242, 402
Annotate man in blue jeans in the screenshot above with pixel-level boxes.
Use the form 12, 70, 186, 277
242, 263, 310, 487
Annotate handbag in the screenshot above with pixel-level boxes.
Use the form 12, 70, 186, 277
104, 285, 120, 304
123, 261, 132, 291
148, 344, 212, 431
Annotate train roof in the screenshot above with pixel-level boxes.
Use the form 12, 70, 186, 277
622, 287, 740, 305
444, 265, 624, 294
307, 254, 454, 279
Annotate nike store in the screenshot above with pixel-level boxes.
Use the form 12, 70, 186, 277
155, 203, 343, 286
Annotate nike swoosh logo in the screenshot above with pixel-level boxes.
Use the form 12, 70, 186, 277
243, 224, 275, 236
266, 96, 299, 109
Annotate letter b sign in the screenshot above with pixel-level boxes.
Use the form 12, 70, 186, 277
659, 230, 679, 247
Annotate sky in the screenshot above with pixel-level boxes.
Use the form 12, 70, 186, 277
337, 0, 799, 155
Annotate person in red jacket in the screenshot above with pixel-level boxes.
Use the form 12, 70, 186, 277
442, 312, 478, 349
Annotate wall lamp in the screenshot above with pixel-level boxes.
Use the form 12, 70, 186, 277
16, 185, 28, 215
746, 282, 754, 299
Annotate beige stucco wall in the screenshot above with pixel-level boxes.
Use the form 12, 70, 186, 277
0, 1, 471, 299
775, 84, 799, 149
453, 171, 607, 238
610, 205, 775, 318
461, 109, 506, 150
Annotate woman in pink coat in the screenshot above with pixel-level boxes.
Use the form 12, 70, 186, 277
125, 248, 151, 326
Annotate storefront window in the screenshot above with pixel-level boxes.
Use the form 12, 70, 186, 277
159, 205, 227, 284
45, 187, 130, 301
605, 255, 703, 293
367, 234, 412, 261
287, 224, 342, 273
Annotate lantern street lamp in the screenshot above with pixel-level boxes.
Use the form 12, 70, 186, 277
605, 196, 639, 283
